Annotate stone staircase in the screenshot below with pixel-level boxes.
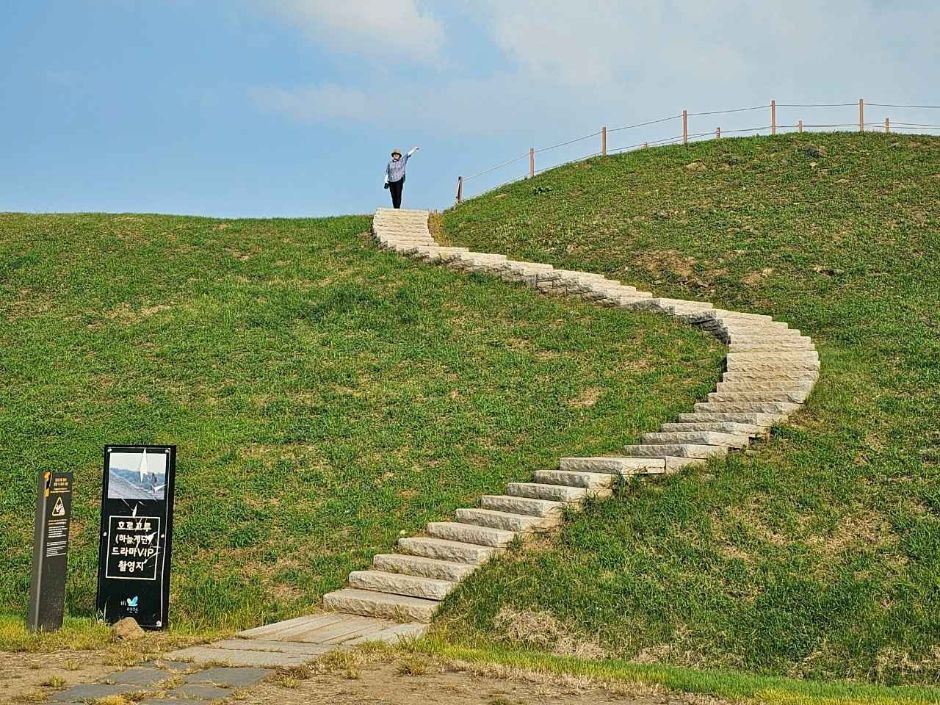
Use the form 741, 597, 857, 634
171, 207, 818, 665
318, 208, 819, 624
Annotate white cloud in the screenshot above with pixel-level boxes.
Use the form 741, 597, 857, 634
251, 1, 940, 139
250, 83, 375, 122
266, 0, 445, 63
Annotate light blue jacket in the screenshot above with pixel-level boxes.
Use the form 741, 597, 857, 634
385, 148, 417, 184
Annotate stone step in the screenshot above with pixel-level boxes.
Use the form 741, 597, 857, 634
377, 233, 433, 241
635, 298, 715, 315
559, 457, 667, 474
348, 570, 456, 600
641, 431, 751, 448
709, 310, 774, 322
725, 360, 820, 371
728, 338, 815, 347
726, 327, 804, 338
722, 371, 819, 383
456, 507, 559, 532
480, 494, 565, 517
397, 536, 498, 564
532, 469, 617, 489
427, 521, 517, 547
677, 412, 777, 426
726, 352, 819, 364
715, 381, 815, 392
694, 318, 790, 332
622, 444, 730, 459
708, 390, 809, 403
665, 456, 709, 472
613, 291, 654, 303
694, 401, 800, 414
322, 588, 438, 623
507, 482, 596, 502
505, 261, 555, 272
724, 364, 820, 376
728, 337, 816, 355
373, 553, 478, 582
725, 362, 821, 374
379, 235, 435, 242
659, 422, 763, 436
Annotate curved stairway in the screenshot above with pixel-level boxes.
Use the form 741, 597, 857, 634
171, 207, 818, 665
320, 208, 819, 621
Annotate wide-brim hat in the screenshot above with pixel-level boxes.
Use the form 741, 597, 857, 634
391, 148, 402, 156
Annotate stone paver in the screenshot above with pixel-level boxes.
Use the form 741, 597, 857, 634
43, 661, 274, 705
109, 666, 172, 686
170, 645, 308, 667
50, 683, 143, 702
169, 683, 232, 700
185, 666, 271, 687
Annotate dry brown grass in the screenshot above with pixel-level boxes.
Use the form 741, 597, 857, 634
492, 609, 606, 660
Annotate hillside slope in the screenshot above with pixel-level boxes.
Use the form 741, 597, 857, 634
0, 213, 720, 630
439, 133, 940, 685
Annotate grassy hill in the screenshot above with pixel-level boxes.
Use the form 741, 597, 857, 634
437, 132, 940, 685
0, 212, 720, 630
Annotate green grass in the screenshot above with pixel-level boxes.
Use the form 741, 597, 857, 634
0, 613, 216, 653
417, 639, 940, 705
438, 132, 940, 685
0, 615, 113, 652
0, 212, 721, 633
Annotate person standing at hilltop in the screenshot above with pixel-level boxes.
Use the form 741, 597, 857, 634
384, 146, 419, 209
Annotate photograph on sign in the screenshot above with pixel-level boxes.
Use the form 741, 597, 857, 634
107, 449, 168, 500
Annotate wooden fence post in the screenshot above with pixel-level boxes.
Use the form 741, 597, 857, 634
798, 119, 803, 133
529, 148, 535, 178
859, 98, 865, 132
455, 176, 463, 204
715, 126, 721, 139
682, 110, 688, 145
884, 117, 890, 133
601, 126, 607, 156
771, 99, 777, 135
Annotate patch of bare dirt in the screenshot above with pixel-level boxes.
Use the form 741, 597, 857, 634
1, 650, 122, 703
240, 657, 725, 705
635, 250, 697, 280
566, 387, 603, 409
493, 609, 606, 659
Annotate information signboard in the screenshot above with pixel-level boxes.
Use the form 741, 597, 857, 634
27, 471, 73, 631
96, 445, 176, 629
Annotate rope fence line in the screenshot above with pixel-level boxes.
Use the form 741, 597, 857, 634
608, 114, 683, 133
454, 98, 940, 203
868, 103, 940, 109
688, 104, 769, 116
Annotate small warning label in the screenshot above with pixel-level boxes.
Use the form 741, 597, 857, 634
52, 497, 66, 517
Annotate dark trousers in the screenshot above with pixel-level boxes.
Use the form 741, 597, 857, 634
388, 177, 405, 209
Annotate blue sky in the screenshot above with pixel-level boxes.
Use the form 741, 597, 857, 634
1, 1, 937, 217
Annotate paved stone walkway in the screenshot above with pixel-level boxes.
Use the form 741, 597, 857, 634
167, 614, 427, 667
161, 207, 818, 668
47, 661, 272, 704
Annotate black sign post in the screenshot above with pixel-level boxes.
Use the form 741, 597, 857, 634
96, 445, 176, 629
28, 471, 73, 631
